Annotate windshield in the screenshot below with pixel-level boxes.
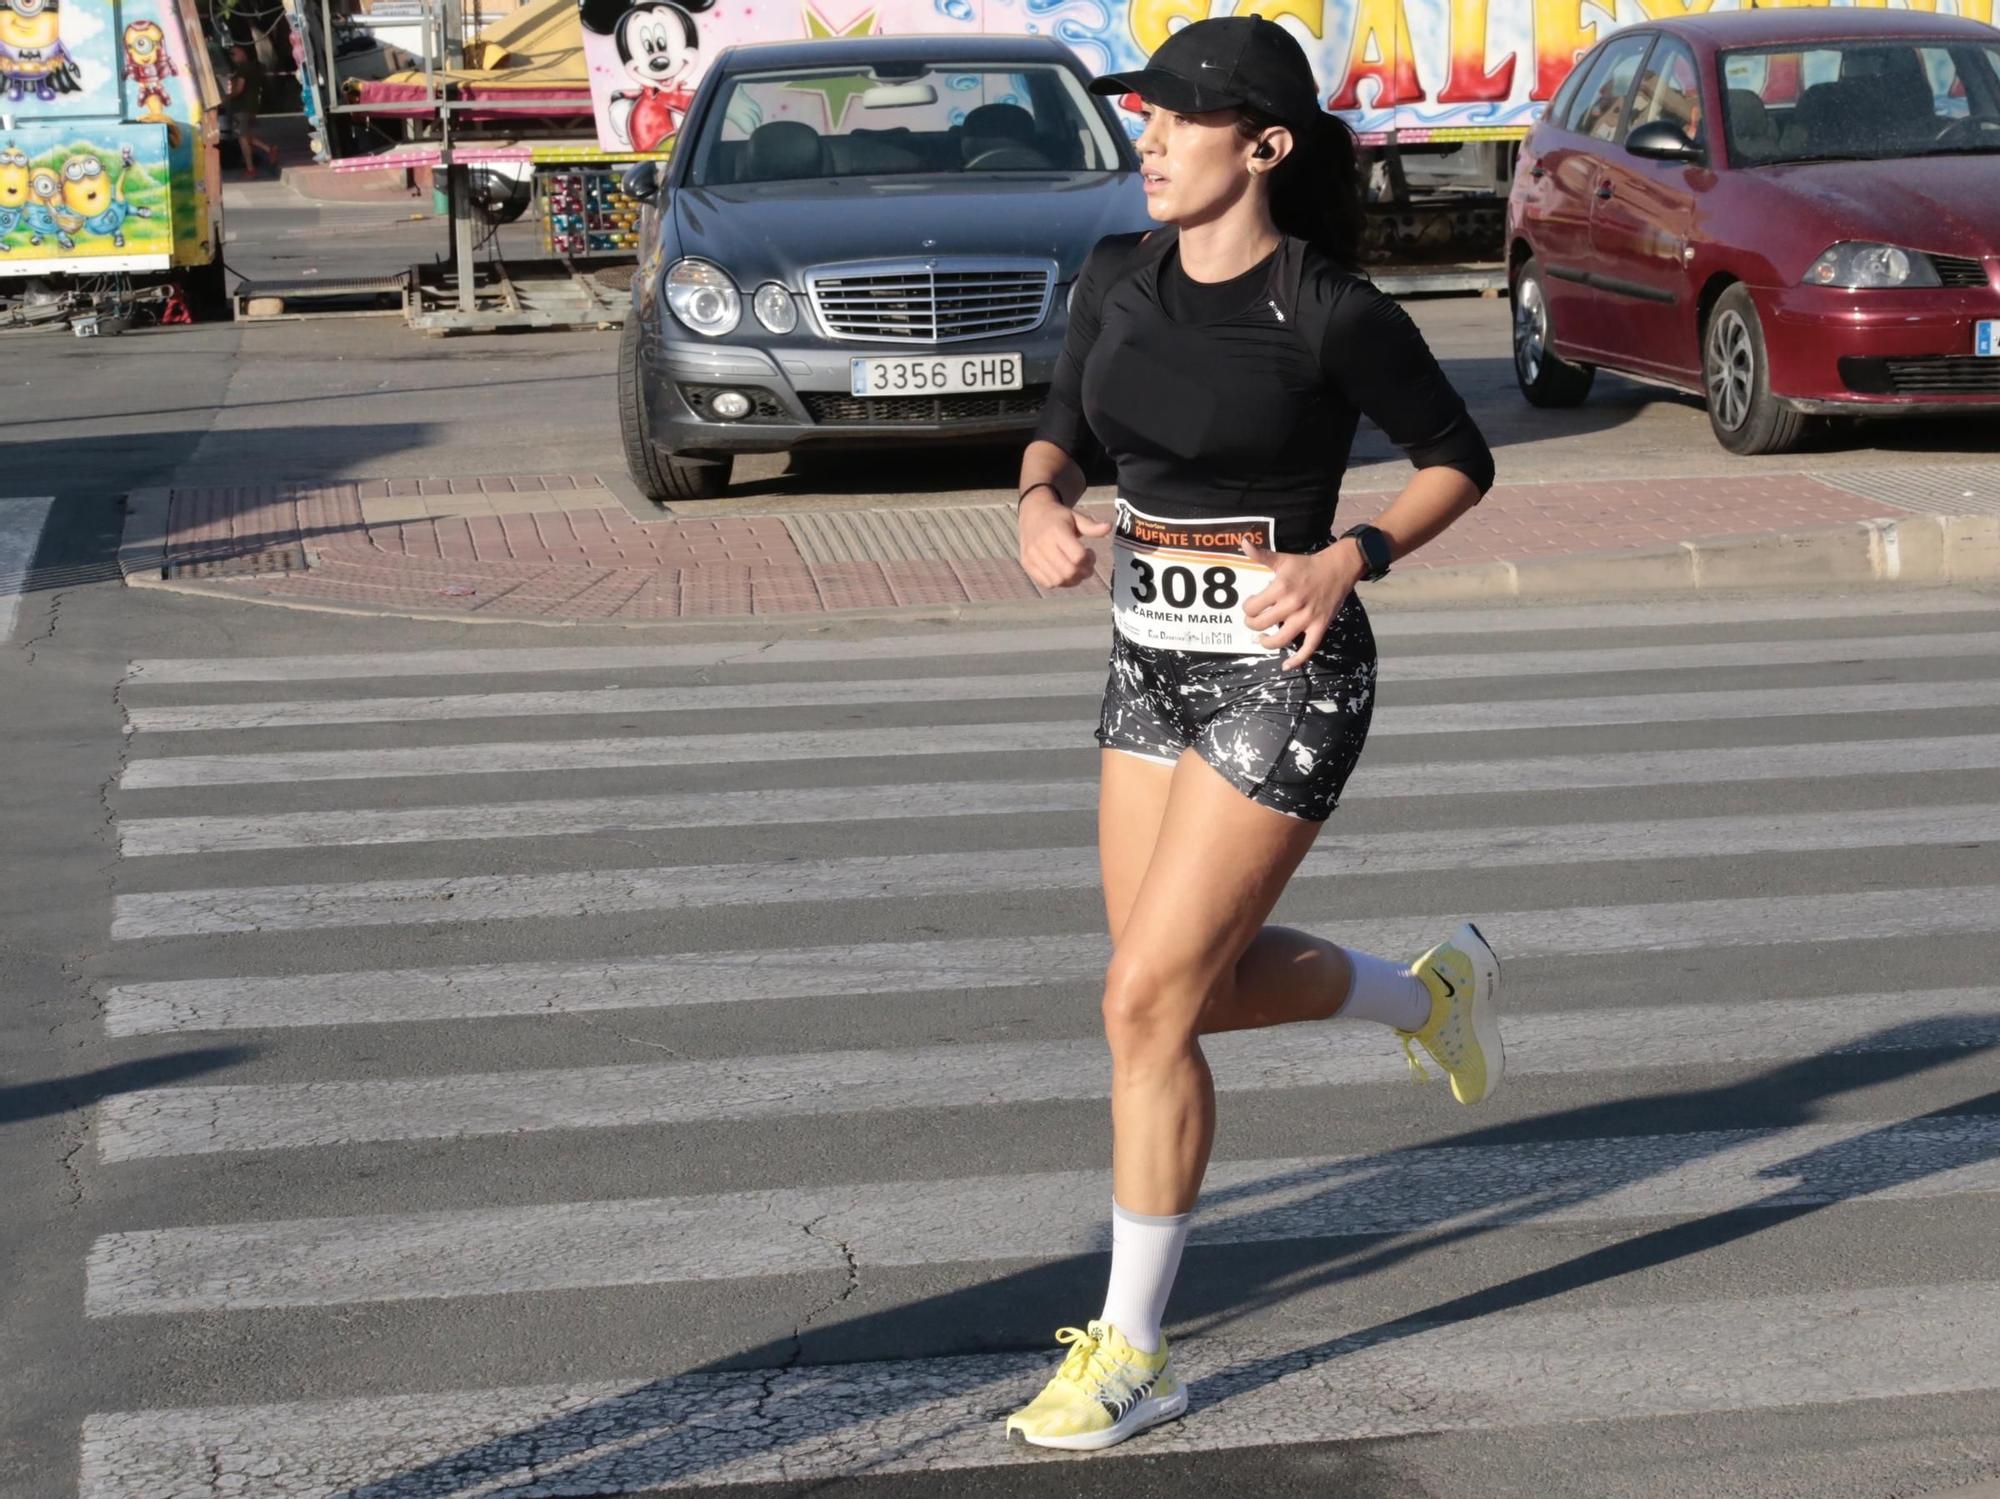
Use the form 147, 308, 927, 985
690, 63, 1127, 185
1721, 41, 2000, 165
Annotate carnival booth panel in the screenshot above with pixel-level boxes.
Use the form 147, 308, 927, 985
0, 0, 220, 281
574, 0, 2000, 156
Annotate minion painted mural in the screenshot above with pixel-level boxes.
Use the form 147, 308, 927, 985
0, 0, 219, 279
121, 17, 176, 120
0, 0, 82, 103
580, 0, 1997, 154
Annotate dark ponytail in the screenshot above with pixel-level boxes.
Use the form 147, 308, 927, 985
1236, 107, 1364, 272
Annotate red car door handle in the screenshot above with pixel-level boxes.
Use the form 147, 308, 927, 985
1595, 182, 1614, 199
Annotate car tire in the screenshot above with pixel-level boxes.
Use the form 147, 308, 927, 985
1702, 285, 1806, 456
618, 317, 734, 503
1511, 258, 1594, 408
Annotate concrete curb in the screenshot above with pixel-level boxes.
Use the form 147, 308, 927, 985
117, 488, 170, 585
1368, 514, 2000, 604
278, 163, 423, 205
115, 506, 2000, 628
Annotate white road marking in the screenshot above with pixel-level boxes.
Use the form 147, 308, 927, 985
118, 594, 2000, 683
120, 721, 1086, 788
101, 886, 2000, 1036
0, 496, 56, 642
124, 673, 1109, 732
92, 987, 2000, 1162
119, 671, 2000, 738
119, 672, 2000, 789
107, 803, 2000, 937
117, 735, 2000, 856
74, 1282, 2000, 1496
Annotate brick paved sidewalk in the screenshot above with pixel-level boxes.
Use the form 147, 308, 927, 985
129, 468, 1956, 624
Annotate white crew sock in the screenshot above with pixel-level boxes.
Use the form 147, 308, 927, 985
1333, 948, 1432, 1032
1098, 1201, 1191, 1354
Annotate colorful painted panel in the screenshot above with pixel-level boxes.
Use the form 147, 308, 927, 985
0, 0, 218, 274
1, 0, 119, 117
578, 0, 1996, 152
0, 122, 172, 270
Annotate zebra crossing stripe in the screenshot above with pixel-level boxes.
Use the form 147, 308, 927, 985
117, 670, 2000, 738
106, 804, 2000, 938
116, 735, 2000, 856
120, 721, 1086, 789
118, 677, 2000, 788
101, 934, 1097, 1035
85, 1112, 2000, 1312
0, 496, 56, 642
93, 988, 2000, 1161
122, 672, 1109, 733
117, 594, 2000, 683
99, 887, 2000, 1036
77, 1282, 2000, 1492
124, 626, 1112, 684
120, 777, 1098, 856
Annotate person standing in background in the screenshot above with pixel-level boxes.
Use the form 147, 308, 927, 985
226, 43, 280, 177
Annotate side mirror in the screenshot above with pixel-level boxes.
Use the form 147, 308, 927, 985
621, 161, 661, 201
1625, 119, 1704, 163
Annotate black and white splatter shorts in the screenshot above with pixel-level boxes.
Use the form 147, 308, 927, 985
1095, 594, 1378, 822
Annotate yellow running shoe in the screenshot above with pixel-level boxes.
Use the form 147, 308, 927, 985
1398, 920, 1505, 1105
1003, 1320, 1186, 1451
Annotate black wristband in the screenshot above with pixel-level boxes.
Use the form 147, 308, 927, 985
1340, 523, 1393, 582
1017, 481, 1064, 511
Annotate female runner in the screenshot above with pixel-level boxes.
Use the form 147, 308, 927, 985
1005, 15, 1504, 1451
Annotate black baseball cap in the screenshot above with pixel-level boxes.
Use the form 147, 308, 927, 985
1089, 16, 1325, 134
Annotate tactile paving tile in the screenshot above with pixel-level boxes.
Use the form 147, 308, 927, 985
784, 504, 1018, 565
1813, 464, 2000, 518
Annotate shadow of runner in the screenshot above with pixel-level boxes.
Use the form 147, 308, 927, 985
0, 1047, 251, 1126
1183, 1086, 2000, 1419
332, 1021, 1997, 1497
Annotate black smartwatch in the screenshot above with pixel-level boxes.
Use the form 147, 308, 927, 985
1340, 524, 1393, 582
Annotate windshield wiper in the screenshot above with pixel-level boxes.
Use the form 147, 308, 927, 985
1915, 143, 2000, 156
1747, 152, 1874, 167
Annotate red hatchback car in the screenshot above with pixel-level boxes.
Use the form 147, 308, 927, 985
1507, 9, 2000, 454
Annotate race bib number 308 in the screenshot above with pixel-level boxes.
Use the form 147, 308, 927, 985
1111, 500, 1278, 655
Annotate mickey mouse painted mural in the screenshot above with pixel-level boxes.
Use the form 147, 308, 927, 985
577, 0, 716, 153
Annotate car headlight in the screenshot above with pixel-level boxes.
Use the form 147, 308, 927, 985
753, 281, 798, 335
665, 259, 741, 336
1802, 242, 1943, 290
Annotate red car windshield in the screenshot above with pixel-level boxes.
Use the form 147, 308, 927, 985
1720, 40, 2000, 165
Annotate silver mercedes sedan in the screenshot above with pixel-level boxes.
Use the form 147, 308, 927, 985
618, 34, 1149, 500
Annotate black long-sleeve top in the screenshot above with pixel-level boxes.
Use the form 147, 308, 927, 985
1034, 231, 1494, 553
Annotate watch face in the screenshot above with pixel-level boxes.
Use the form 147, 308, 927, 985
1348, 526, 1387, 577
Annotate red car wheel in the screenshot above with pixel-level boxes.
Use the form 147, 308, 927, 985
1702, 286, 1807, 457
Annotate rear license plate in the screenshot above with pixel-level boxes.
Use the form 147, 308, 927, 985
849, 353, 1023, 397
1978, 320, 1999, 357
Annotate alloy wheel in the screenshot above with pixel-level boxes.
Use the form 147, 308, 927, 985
1514, 278, 1548, 384
1706, 309, 1754, 431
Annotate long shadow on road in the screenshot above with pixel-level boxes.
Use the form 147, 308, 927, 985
0, 1047, 251, 1127
335, 1017, 1999, 1496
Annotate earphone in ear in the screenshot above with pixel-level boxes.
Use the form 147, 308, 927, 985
1252, 141, 1275, 160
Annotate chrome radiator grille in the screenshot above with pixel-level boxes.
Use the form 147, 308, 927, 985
806, 260, 1056, 344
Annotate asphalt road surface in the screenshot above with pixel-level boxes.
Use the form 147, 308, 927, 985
5, 518, 2000, 1496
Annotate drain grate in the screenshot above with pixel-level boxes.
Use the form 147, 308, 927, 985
169, 545, 310, 579
785, 504, 1018, 565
